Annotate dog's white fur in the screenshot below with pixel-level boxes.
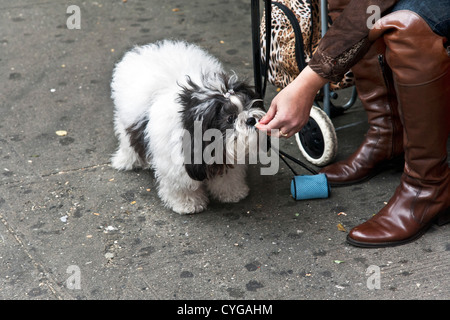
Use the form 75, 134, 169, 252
111, 40, 265, 214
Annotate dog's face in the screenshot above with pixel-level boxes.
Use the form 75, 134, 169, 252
178, 72, 266, 181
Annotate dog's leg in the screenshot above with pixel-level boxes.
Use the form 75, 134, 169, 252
156, 172, 209, 214
206, 165, 249, 203
111, 124, 145, 170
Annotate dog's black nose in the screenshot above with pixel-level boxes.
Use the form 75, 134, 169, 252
246, 117, 257, 126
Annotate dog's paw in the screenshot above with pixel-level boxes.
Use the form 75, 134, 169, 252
170, 194, 209, 214
160, 188, 209, 214
213, 184, 249, 203
111, 148, 142, 171
172, 201, 208, 215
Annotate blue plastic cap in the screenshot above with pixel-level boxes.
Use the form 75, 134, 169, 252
291, 173, 330, 200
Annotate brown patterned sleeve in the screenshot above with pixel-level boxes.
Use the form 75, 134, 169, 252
309, 0, 399, 82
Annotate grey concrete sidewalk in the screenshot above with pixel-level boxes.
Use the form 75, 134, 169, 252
0, 0, 448, 300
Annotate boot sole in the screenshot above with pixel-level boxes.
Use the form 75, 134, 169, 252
346, 207, 450, 248
346, 229, 427, 248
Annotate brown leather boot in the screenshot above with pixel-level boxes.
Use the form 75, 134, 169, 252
320, 39, 404, 186
347, 10, 450, 248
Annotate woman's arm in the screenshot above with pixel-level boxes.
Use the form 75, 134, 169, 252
256, 0, 399, 136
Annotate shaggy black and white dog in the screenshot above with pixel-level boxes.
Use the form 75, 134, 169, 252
111, 40, 265, 214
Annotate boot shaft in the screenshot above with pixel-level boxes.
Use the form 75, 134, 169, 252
351, 39, 402, 158
370, 10, 450, 181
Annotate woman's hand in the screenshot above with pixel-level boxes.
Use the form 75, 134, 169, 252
256, 66, 329, 138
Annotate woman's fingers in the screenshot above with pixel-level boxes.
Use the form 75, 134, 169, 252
257, 103, 277, 125
256, 117, 294, 138
255, 116, 280, 132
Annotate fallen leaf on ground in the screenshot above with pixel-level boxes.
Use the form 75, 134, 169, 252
337, 223, 347, 232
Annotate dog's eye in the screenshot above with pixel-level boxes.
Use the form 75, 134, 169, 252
227, 115, 236, 124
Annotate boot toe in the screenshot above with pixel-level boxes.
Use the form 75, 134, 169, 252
320, 163, 353, 184
346, 220, 398, 248
347, 221, 376, 245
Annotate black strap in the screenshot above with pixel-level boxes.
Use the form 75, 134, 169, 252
263, 0, 271, 98
251, 0, 262, 98
251, 0, 272, 99
277, 148, 318, 175
272, 1, 307, 72
266, 136, 318, 175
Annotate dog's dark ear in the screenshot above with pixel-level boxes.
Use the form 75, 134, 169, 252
185, 163, 208, 181
177, 76, 201, 110
206, 164, 228, 178
182, 120, 208, 181
185, 163, 228, 181
183, 128, 226, 181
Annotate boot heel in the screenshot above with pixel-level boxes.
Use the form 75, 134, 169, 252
436, 207, 450, 226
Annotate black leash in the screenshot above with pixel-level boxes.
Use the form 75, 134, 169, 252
265, 136, 318, 176
278, 148, 318, 175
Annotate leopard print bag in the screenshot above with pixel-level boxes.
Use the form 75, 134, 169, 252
260, 0, 354, 91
